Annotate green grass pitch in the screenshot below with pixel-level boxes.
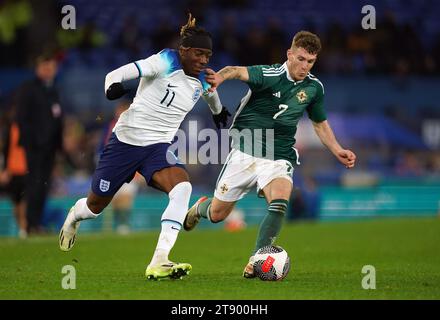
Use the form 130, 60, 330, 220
0, 217, 439, 299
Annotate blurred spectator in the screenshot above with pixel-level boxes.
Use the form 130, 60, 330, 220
149, 16, 180, 53
431, 32, 440, 74
182, 0, 210, 24
77, 21, 107, 52
217, 0, 249, 9
224, 208, 246, 232
288, 176, 321, 221
426, 153, 440, 175
394, 150, 425, 177
239, 25, 270, 65
115, 14, 143, 60
0, 0, 32, 67
265, 17, 287, 64
16, 50, 64, 234
319, 22, 349, 73
346, 28, 373, 73
57, 21, 107, 66
216, 14, 242, 60
0, 100, 28, 238
62, 115, 93, 174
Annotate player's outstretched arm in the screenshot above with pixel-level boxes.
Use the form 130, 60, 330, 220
104, 63, 139, 100
312, 120, 356, 169
205, 66, 249, 92
201, 91, 231, 128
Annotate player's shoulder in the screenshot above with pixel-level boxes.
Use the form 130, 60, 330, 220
155, 48, 182, 74
306, 72, 325, 94
157, 48, 178, 59
255, 63, 286, 76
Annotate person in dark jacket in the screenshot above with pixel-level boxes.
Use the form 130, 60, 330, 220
16, 51, 64, 234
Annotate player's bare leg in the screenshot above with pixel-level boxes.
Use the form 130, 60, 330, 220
146, 167, 193, 280
59, 192, 112, 251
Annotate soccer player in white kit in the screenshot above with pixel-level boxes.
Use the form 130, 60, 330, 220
59, 14, 231, 280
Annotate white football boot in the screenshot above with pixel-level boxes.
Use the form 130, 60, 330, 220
59, 207, 80, 251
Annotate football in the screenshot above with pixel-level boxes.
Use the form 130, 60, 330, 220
253, 245, 291, 281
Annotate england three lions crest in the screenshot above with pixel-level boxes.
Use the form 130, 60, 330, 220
99, 179, 110, 192
192, 88, 202, 102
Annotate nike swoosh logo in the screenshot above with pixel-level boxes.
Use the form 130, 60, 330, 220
168, 84, 178, 88
171, 226, 180, 231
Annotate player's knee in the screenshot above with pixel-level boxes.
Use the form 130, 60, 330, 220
86, 197, 109, 214
169, 181, 192, 200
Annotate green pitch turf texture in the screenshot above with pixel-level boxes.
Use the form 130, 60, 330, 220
0, 217, 439, 299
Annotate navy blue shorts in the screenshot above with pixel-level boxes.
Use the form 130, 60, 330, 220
91, 133, 185, 196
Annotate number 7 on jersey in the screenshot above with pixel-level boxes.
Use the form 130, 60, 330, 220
273, 104, 288, 119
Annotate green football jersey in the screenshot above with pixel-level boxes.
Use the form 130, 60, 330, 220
230, 62, 326, 165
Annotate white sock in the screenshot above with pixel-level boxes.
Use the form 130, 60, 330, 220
149, 182, 192, 266
71, 198, 99, 222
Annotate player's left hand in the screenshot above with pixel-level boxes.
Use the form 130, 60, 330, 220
106, 82, 130, 100
0, 170, 11, 185
212, 106, 231, 129
337, 149, 356, 169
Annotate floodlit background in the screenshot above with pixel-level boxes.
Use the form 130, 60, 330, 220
0, 0, 439, 235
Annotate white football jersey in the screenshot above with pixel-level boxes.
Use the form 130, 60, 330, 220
113, 49, 213, 146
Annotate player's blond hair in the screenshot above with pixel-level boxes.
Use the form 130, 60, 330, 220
180, 13, 197, 36
291, 31, 322, 55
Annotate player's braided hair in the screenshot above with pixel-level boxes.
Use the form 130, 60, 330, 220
179, 13, 212, 45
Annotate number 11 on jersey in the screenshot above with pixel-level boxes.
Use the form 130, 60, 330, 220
161, 89, 175, 107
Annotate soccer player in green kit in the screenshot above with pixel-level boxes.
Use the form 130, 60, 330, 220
184, 31, 357, 278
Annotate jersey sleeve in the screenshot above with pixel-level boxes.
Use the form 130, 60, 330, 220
134, 49, 181, 78
201, 91, 222, 114
306, 82, 327, 123
307, 84, 327, 123
134, 53, 168, 78
246, 65, 273, 91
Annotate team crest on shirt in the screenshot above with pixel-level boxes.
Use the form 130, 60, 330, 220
192, 88, 202, 102
296, 90, 308, 103
219, 183, 229, 194
99, 179, 110, 192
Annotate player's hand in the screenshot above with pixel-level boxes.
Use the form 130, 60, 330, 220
106, 82, 130, 100
212, 106, 231, 129
205, 68, 224, 93
0, 170, 11, 185
336, 149, 356, 169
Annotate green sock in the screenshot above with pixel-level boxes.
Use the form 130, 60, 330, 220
198, 198, 213, 220
253, 199, 288, 255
